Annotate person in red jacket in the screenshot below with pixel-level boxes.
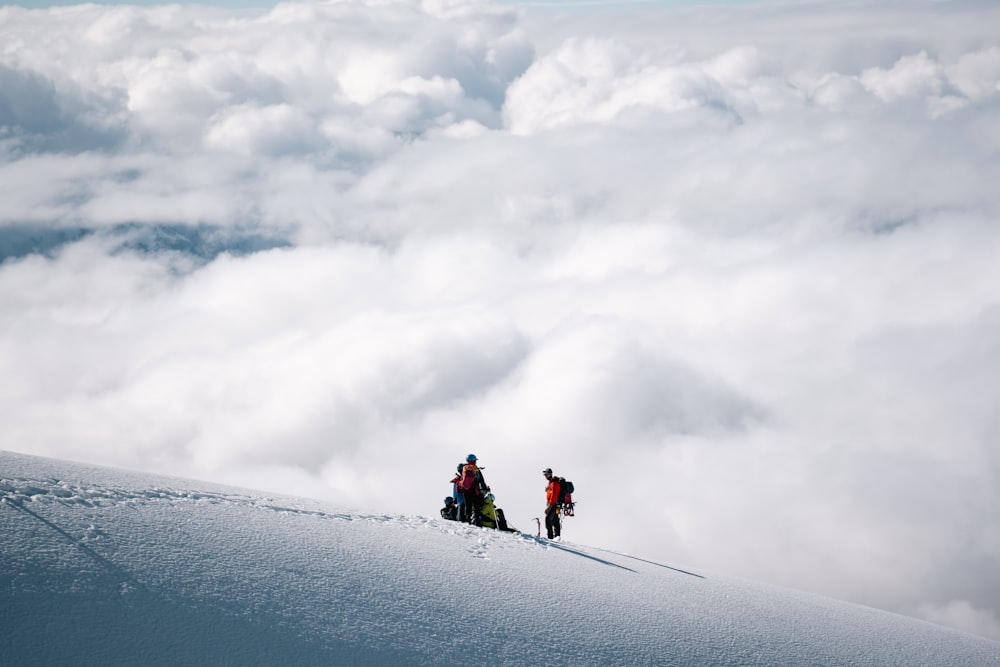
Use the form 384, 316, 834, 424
457, 454, 489, 526
543, 468, 562, 540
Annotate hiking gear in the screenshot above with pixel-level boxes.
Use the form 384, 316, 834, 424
466, 454, 478, 463
495, 507, 516, 532
459, 463, 480, 491
481, 494, 498, 529
440, 503, 459, 521
444, 497, 454, 505
557, 477, 575, 515
458, 461, 488, 525
543, 468, 552, 474
479, 493, 514, 532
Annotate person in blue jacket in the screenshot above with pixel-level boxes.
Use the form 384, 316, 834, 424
450, 463, 467, 521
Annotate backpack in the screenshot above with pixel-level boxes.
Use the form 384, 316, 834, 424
459, 464, 479, 491
495, 507, 516, 532
558, 477, 575, 515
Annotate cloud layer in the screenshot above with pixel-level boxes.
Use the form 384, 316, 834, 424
2, 0, 1000, 639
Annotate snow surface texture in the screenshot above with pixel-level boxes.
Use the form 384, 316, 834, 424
2, 450, 998, 667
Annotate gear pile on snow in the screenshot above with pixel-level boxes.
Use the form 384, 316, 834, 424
443, 454, 516, 531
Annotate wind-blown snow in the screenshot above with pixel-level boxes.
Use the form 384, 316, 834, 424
2, 451, 997, 666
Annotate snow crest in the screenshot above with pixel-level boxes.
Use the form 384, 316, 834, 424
2, 450, 998, 666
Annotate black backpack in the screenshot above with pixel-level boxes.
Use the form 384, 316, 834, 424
558, 477, 576, 516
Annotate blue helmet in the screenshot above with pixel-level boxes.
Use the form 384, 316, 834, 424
444, 496, 454, 505
466, 454, 478, 463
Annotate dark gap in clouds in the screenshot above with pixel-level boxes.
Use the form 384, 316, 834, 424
0, 66, 63, 133
859, 211, 919, 236
110, 168, 143, 184
107, 223, 291, 261
0, 223, 291, 264
0, 225, 90, 261
0, 65, 128, 154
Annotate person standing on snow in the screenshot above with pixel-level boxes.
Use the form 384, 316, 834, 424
543, 468, 562, 540
449, 463, 468, 521
457, 454, 489, 526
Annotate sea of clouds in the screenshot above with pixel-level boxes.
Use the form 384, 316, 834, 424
1, 0, 999, 639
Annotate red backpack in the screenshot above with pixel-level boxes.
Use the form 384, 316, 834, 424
459, 464, 479, 491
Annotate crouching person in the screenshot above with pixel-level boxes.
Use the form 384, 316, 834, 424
441, 496, 459, 521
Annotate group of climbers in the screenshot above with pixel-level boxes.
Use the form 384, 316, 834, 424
440, 454, 574, 538
441, 454, 516, 532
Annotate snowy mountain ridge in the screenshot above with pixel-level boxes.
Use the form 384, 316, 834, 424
2, 450, 998, 666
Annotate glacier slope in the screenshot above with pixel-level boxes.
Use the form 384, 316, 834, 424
2, 450, 998, 666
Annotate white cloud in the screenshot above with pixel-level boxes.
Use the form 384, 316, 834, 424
915, 601, 1000, 642
860, 50, 947, 102
204, 103, 319, 155
948, 46, 1000, 101
2, 0, 1000, 642
503, 38, 733, 134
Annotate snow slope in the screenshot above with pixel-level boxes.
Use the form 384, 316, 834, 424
2, 450, 998, 666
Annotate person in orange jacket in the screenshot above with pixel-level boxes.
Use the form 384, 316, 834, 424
543, 468, 562, 539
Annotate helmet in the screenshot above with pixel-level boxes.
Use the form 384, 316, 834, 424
466, 454, 478, 463
444, 496, 454, 505
543, 468, 553, 474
